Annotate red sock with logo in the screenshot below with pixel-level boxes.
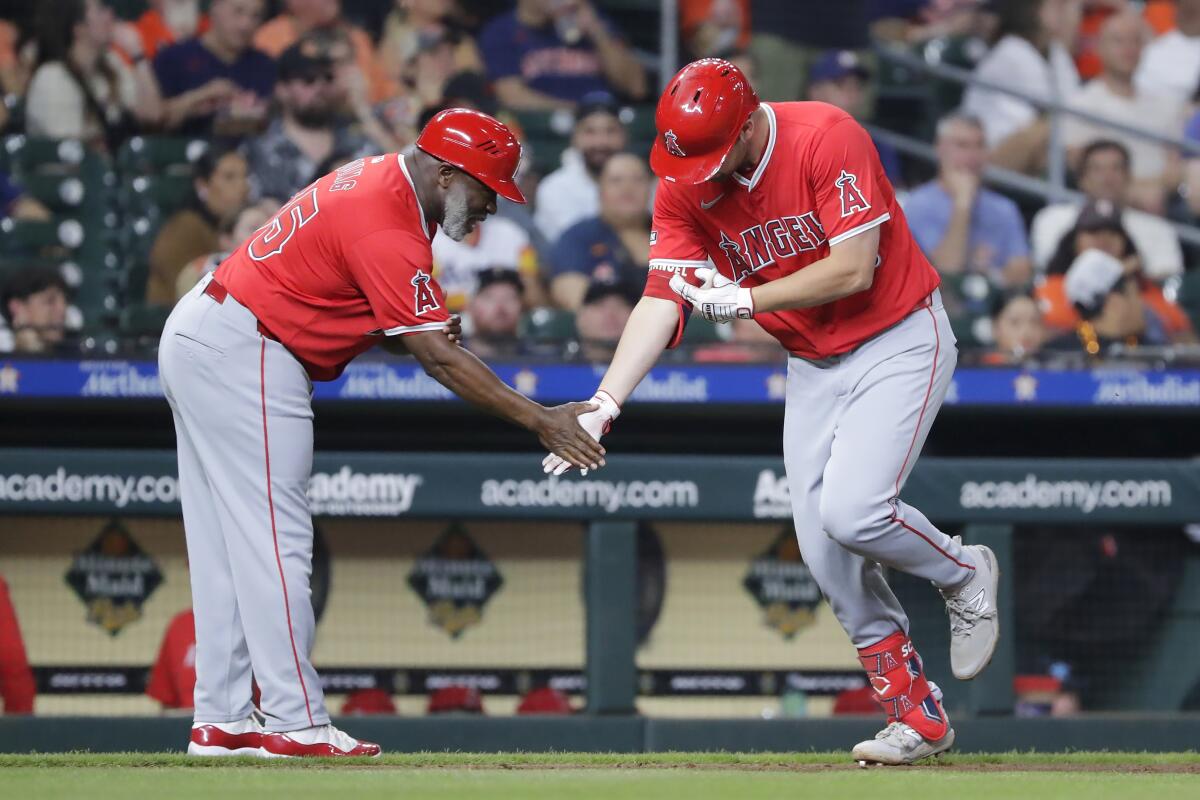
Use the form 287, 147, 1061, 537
857, 631, 949, 742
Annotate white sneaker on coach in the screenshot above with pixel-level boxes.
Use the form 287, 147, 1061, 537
187, 716, 266, 757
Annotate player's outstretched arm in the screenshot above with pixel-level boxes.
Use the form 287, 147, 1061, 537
596, 296, 681, 404
542, 295, 679, 475
400, 330, 606, 471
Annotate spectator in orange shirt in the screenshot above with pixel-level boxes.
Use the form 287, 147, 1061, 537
1039, 200, 1194, 343
254, 0, 394, 103
146, 608, 197, 710
129, 0, 209, 61
0, 574, 35, 714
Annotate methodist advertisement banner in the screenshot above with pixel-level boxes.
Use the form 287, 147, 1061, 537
2, 358, 1199, 407
1, 449, 1197, 523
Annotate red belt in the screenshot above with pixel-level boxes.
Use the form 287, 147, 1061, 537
203, 278, 280, 343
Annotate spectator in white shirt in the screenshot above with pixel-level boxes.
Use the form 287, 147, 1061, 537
1063, 10, 1184, 215
1030, 139, 1182, 282
1134, 0, 1200, 105
432, 215, 547, 312
961, 0, 1081, 174
25, 0, 161, 152
533, 92, 627, 244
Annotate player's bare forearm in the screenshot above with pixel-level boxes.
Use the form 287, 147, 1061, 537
596, 296, 678, 404
403, 331, 605, 468
751, 227, 881, 313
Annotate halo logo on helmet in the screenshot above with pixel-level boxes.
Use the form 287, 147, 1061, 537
664, 130, 687, 158
649, 59, 761, 185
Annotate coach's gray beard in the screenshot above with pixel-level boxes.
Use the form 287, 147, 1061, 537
441, 183, 473, 241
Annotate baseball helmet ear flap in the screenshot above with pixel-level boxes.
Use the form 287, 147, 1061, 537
416, 108, 527, 203
650, 58, 760, 184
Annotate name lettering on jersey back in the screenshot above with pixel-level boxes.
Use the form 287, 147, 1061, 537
719, 213, 828, 279
330, 158, 367, 192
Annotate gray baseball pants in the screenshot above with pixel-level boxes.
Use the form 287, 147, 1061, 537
783, 290, 974, 648
159, 274, 329, 732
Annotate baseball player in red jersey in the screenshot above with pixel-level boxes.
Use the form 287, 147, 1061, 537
160, 109, 605, 758
544, 60, 1001, 764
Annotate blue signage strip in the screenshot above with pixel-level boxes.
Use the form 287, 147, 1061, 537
0, 358, 1198, 407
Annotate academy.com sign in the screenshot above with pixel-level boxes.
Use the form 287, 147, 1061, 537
0, 465, 422, 515
959, 474, 1172, 513
0, 468, 179, 507
480, 475, 699, 513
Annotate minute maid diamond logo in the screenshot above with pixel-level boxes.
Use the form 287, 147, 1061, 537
742, 528, 822, 639
65, 520, 163, 636
408, 525, 503, 638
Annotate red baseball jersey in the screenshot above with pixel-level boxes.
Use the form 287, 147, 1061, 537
644, 102, 940, 359
216, 154, 450, 381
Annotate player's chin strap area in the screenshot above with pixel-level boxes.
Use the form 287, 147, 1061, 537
858, 631, 949, 741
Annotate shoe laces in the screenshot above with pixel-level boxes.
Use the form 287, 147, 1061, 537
944, 589, 996, 637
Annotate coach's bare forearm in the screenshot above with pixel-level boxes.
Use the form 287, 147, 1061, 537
597, 296, 678, 404
752, 227, 881, 313
405, 332, 605, 468
405, 331, 543, 429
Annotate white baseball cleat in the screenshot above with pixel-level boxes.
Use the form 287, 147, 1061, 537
187, 716, 265, 757
941, 536, 1001, 680
851, 722, 955, 766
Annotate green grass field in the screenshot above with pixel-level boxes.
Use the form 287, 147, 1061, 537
2, 752, 1197, 799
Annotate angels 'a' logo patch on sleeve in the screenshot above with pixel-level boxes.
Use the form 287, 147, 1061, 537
836, 170, 871, 218
411, 270, 441, 316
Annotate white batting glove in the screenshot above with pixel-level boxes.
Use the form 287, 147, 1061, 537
669, 267, 754, 323
541, 390, 620, 476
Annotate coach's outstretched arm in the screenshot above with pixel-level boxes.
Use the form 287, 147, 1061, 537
397, 330, 607, 471
541, 295, 680, 476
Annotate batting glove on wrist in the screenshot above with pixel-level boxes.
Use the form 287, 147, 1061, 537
669, 267, 754, 323
541, 390, 620, 476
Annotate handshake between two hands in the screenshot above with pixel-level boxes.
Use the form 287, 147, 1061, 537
542, 391, 621, 476
540, 268, 754, 474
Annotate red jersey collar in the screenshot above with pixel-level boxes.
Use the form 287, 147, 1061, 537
731, 103, 777, 193
397, 153, 432, 241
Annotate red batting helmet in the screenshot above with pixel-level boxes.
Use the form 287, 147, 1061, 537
416, 108, 526, 203
649, 59, 760, 184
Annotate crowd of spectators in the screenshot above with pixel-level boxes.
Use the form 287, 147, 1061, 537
0, 0, 1198, 366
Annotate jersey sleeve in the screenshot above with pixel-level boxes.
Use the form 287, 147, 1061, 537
810, 118, 892, 247
345, 229, 450, 335
644, 188, 708, 348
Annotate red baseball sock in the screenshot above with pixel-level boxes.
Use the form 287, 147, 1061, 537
858, 631, 949, 742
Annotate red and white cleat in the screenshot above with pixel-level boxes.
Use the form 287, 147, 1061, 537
260, 724, 382, 758
187, 717, 266, 757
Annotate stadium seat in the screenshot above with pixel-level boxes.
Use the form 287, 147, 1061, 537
117, 136, 209, 177
121, 174, 195, 218
2, 136, 91, 171
1174, 270, 1200, 331
522, 308, 576, 341
119, 303, 171, 338
680, 318, 723, 345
